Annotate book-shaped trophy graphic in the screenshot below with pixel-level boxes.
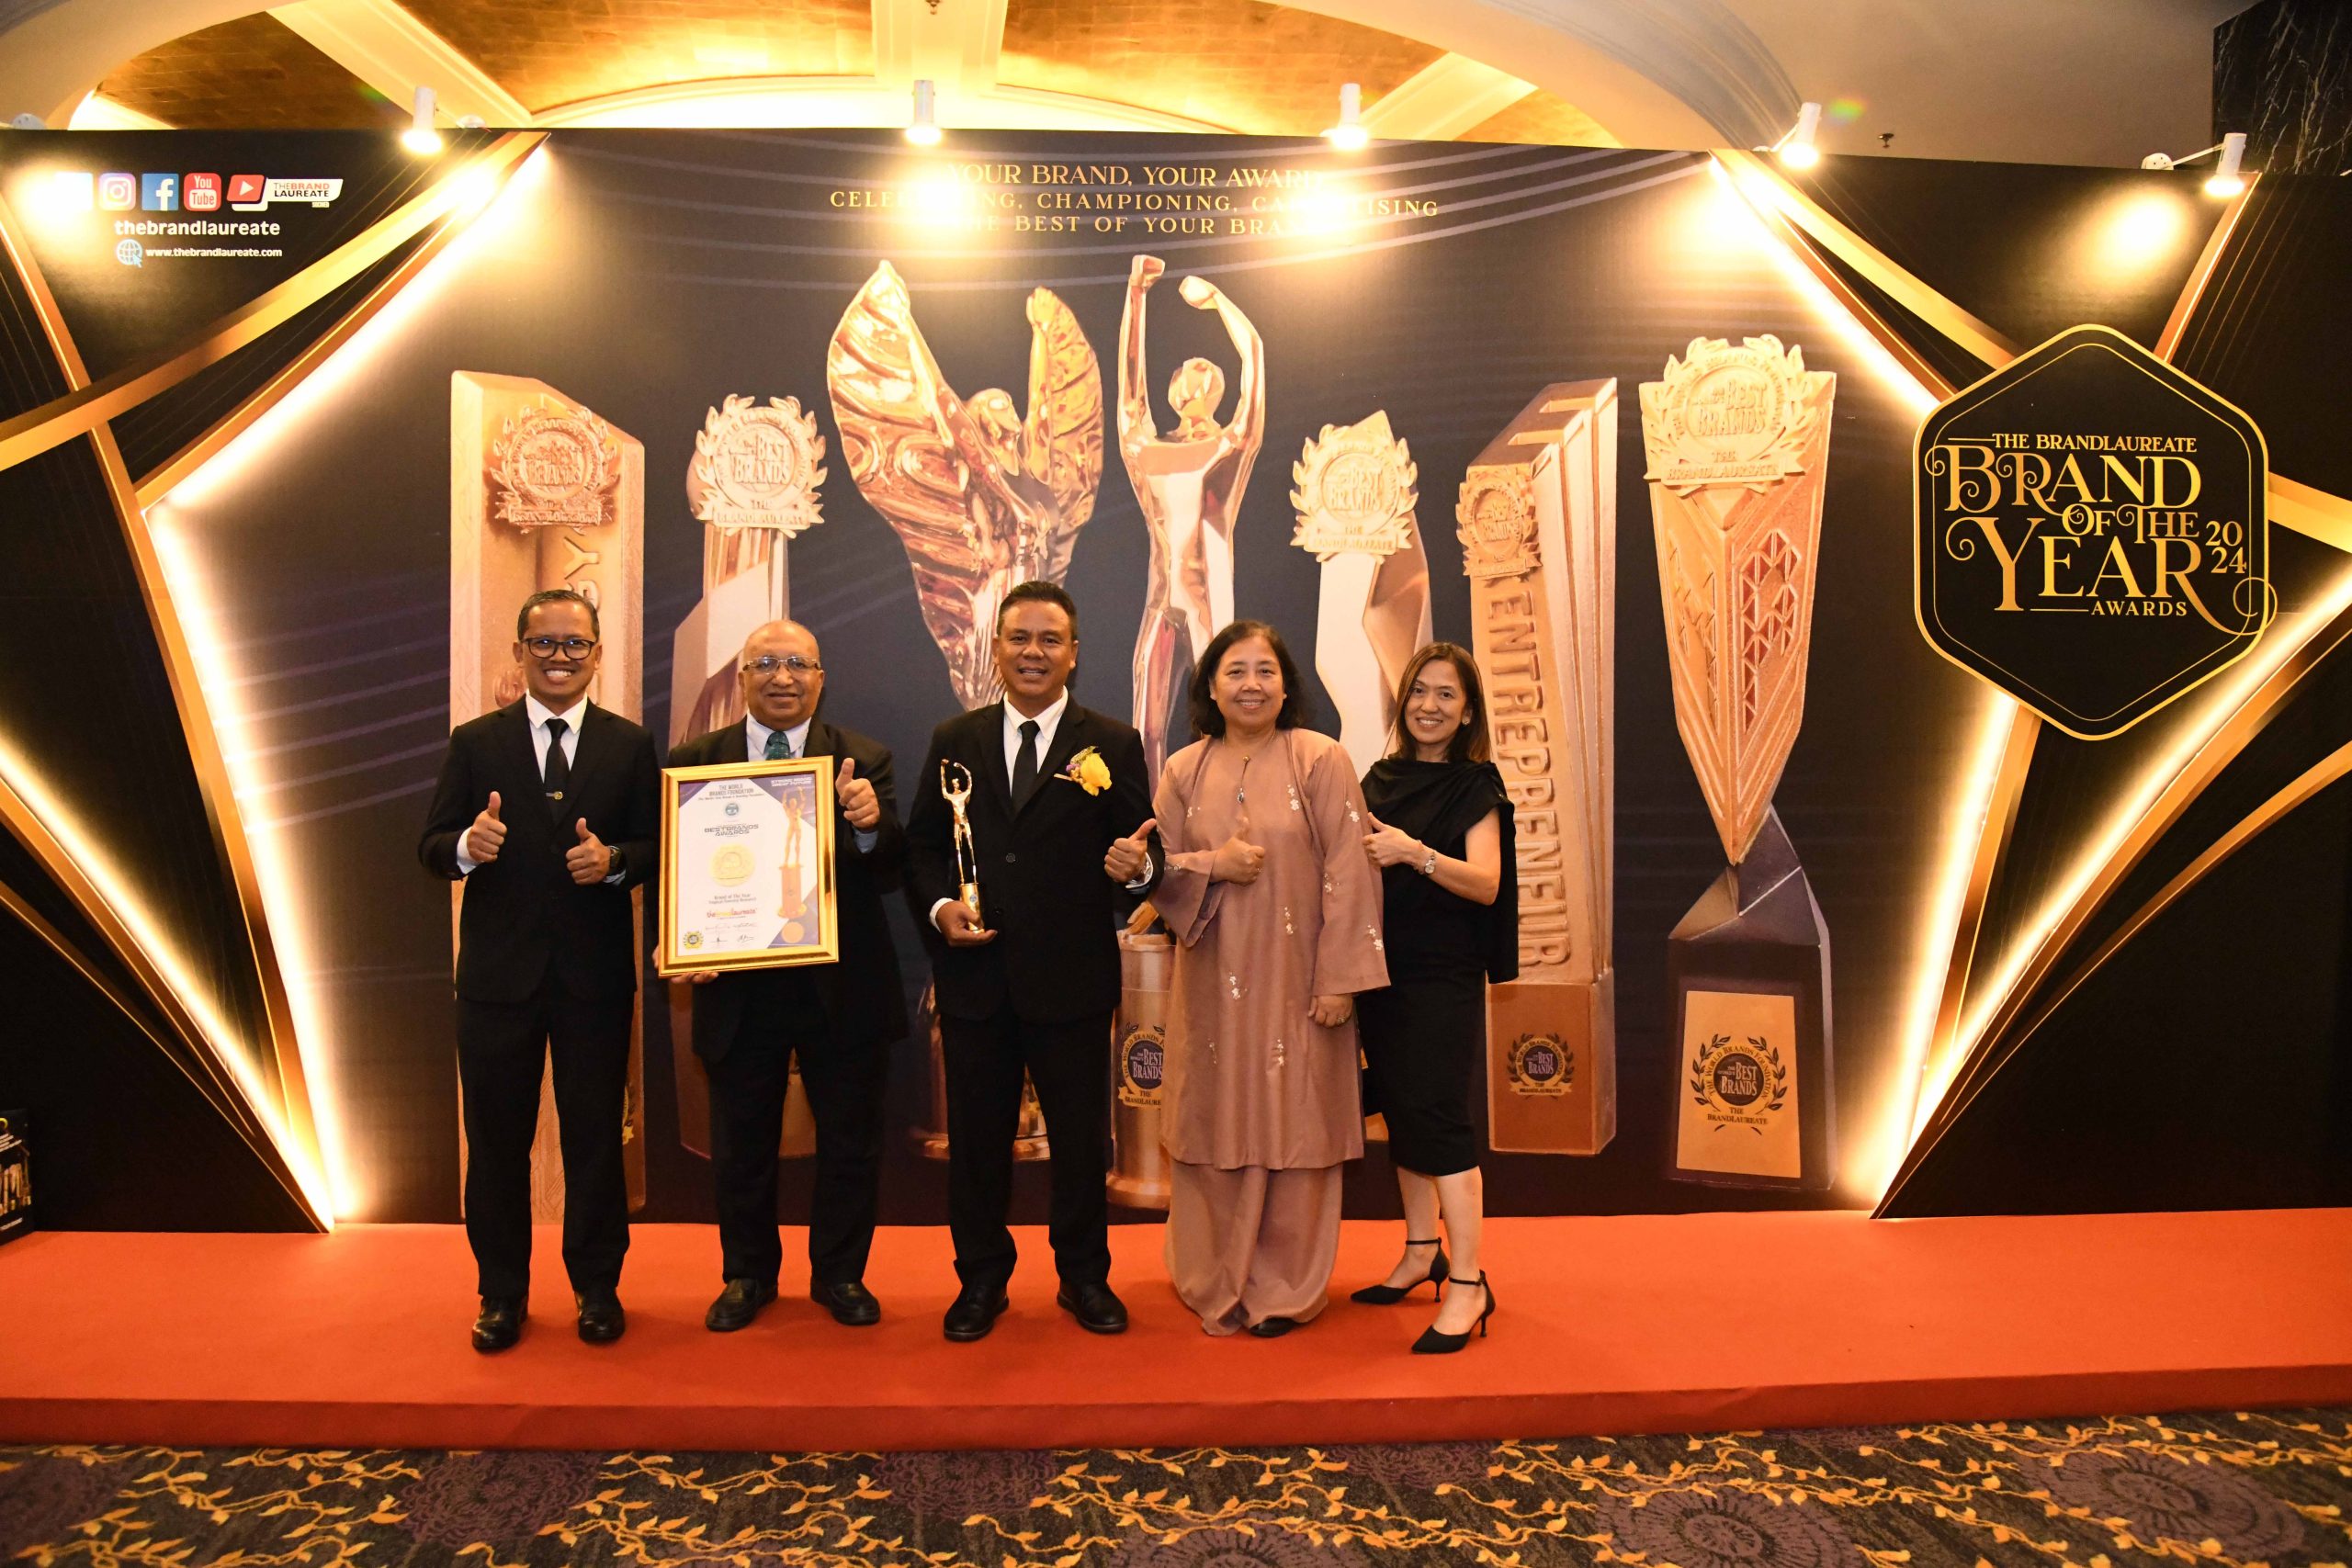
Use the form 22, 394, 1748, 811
1639, 337, 1838, 1191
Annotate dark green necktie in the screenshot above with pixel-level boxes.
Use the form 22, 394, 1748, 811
765, 728, 792, 761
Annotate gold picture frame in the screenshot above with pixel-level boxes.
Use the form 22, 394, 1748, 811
657, 758, 839, 976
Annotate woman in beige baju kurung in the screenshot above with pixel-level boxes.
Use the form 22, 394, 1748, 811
1149, 622, 1388, 1337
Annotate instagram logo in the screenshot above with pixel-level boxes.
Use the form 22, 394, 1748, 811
97, 172, 136, 209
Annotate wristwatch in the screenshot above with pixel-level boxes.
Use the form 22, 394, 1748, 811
1418, 847, 1438, 877
605, 845, 626, 881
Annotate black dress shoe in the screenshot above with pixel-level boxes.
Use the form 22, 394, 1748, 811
1245, 1315, 1298, 1338
810, 1280, 882, 1326
705, 1278, 777, 1332
942, 1283, 1009, 1342
575, 1288, 627, 1344
1055, 1280, 1128, 1334
471, 1297, 525, 1353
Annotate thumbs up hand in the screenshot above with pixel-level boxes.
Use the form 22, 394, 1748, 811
835, 755, 881, 830
1363, 813, 1425, 869
465, 790, 507, 864
1211, 807, 1266, 886
566, 817, 612, 886
1104, 816, 1156, 882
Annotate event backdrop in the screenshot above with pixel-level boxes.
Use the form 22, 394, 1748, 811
2, 128, 2347, 1231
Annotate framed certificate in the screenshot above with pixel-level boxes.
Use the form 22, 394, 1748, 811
657, 758, 840, 976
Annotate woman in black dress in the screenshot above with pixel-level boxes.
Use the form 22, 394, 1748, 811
1351, 642, 1517, 1353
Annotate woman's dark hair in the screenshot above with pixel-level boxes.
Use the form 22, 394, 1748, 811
1385, 641, 1491, 763
1189, 620, 1306, 738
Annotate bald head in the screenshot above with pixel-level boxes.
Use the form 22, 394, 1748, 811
738, 619, 823, 731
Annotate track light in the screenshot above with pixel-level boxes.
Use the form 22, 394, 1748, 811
2141, 131, 2251, 197
907, 79, 942, 145
401, 85, 442, 154
1775, 101, 1823, 169
1325, 83, 1368, 152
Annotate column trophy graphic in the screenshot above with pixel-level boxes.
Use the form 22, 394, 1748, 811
1639, 337, 1838, 1190
667, 393, 830, 1162
827, 260, 1105, 1158
1292, 411, 1433, 775
1117, 254, 1266, 779
449, 372, 648, 1218
1455, 381, 1619, 1155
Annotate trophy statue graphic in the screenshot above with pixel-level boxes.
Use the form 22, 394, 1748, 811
1292, 411, 1433, 776
449, 372, 647, 1220
1639, 336, 1838, 1191
1117, 254, 1266, 779
666, 393, 829, 1166
828, 260, 1105, 1158
826, 260, 1103, 708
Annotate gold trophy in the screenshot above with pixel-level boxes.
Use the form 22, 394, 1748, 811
1457, 381, 1619, 1155
1639, 337, 1838, 1190
1108, 929, 1174, 1209
449, 372, 648, 1219
1291, 411, 1433, 776
827, 260, 1105, 1159
940, 760, 983, 920
1118, 254, 1266, 778
666, 393, 828, 1163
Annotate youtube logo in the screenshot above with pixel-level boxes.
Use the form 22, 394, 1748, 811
227, 174, 266, 207
184, 173, 222, 213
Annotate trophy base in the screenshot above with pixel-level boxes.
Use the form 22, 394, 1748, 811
1485, 970, 1616, 1155
1107, 1172, 1171, 1210
1665, 809, 1837, 1191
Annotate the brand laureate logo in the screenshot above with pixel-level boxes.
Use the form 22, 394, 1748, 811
1505, 1032, 1573, 1097
491, 400, 621, 528
1690, 1032, 1787, 1131
1118, 1024, 1165, 1107
1915, 323, 2270, 739
689, 395, 828, 536
1292, 410, 1419, 560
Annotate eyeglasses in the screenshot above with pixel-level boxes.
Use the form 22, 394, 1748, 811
744, 654, 822, 676
523, 637, 598, 660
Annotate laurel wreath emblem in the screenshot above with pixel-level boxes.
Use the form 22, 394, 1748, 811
1690, 1032, 1789, 1114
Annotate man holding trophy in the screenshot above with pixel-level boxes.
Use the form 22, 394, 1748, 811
906, 581, 1162, 1341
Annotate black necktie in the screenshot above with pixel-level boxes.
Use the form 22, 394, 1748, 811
543, 716, 572, 807
1012, 718, 1040, 807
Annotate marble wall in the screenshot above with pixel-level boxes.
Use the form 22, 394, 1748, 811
2215, 0, 2352, 175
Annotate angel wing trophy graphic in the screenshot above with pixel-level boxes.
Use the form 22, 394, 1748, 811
827, 260, 1105, 1159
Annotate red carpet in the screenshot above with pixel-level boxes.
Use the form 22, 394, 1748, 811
2, 1211, 2347, 1451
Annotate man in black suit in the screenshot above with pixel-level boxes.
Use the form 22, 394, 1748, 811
671, 619, 905, 1332
418, 588, 659, 1351
906, 581, 1162, 1341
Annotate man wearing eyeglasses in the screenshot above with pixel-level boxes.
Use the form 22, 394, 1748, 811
419, 588, 661, 1352
669, 619, 904, 1333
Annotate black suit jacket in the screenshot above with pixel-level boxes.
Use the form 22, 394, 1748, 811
418, 701, 661, 1005
906, 700, 1160, 1023
668, 716, 908, 1063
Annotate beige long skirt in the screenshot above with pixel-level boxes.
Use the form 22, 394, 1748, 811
1164, 1160, 1344, 1336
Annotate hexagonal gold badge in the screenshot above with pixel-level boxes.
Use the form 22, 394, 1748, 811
1916, 324, 2269, 739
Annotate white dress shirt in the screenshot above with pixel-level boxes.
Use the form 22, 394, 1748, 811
750, 714, 877, 853
458, 695, 615, 877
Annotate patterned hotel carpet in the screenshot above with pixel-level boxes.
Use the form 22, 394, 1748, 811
4, 1411, 2348, 1567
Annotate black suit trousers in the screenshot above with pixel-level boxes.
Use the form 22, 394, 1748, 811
942, 1002, 1112, 1290
457, 983, 633, 1301
706, 974, 888, 1287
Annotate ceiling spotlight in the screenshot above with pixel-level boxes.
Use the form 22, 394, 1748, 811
1775, 101, 1823, 169
1325, 83, 1368, 152
401, 85, 443, 154
907, 79, 942, 145
8, 113, 46, 130
2141, 131, 2252, 197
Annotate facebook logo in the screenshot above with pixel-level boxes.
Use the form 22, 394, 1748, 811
140, 173, 178, 211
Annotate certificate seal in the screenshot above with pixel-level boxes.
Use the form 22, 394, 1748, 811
1117, 1023, 1165, 1108
688, 394, 828, 536
1456, 468, 1537, 579
1290, 410, 1418, 561
1505, 1032, 1572, 1097
1642, 335, 1824, 495
1689, 1032, 1788, 1126
710, 845, 753, 886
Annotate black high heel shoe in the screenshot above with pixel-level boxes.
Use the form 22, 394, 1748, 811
1410, 1274, 1495, 1354
1350, 1238, 1450, 1305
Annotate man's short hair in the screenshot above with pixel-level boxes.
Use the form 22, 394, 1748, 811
995, 580, 1078, 639
516, 588, 600, 640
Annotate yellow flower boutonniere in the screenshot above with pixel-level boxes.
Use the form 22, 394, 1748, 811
1062, 745, 1113, 795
